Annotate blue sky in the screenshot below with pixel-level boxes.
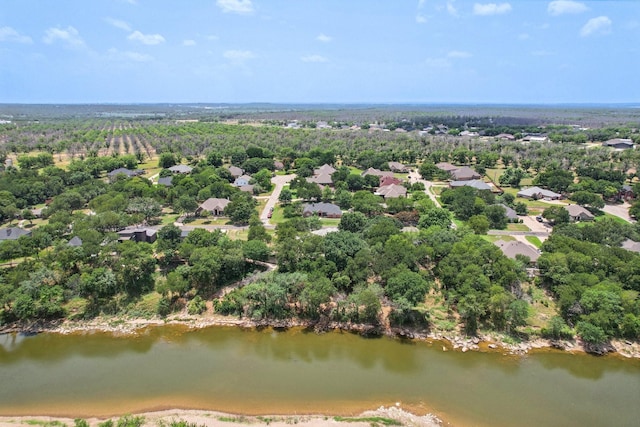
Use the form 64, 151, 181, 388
0, 0, 638, 104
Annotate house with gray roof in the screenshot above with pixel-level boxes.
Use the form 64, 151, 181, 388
68, 236, 83, 247
117, 227, 157, 243
228, 166, 244, 178
388, 161, 409, 173
157, 176, 173, 187
449, 179, 492, 191
494, 240, 540, 264
517, 186, 562, 200
0, 227, 31, 241
196, 198, 230, 216
361, 167, 394, 178
621, 239, 640, 253
234, 175, 252, 187
603, 138, 634, 150
499, 204, 519, 221
107, 168, 144, 181
435, 162, 458, 172
302, 203, 342, 218
565, 204, 594, 222
314, 164, 337, 176
449, 166, 481, 181
168, 164, 193, 174
375, 184, 407, 199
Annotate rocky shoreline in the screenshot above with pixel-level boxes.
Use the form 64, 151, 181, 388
2, 314, 639, 359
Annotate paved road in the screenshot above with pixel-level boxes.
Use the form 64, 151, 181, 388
260, 173, 296, 226
602, 201, 635, 223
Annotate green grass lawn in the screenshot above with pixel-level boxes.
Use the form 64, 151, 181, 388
319, 218, 341, 227
525, 236, 543, 248
593, 212, 629, 224
507, 222, 530, 232
482, 235, 516, 243
269, 205, 286, 224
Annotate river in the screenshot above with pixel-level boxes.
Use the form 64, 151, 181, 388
0, 325, 638, 426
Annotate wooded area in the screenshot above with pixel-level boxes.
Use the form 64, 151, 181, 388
0, 104, 639, 352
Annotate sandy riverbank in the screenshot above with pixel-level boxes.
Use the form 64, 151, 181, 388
0, 406, 443, 427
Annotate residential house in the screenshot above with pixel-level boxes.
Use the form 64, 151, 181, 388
565, 204, 594, 222
449, 180, 492, 191
375, 184, 407, 199
621, 239, 640, 253
307, 173, 333, 186
168, 164, 193, 174
68, 236, 83, 247
196, 198, 231, 216
228, 166, 244, 178
239, 185, 255, 193
361, 167, 394, 178
517, 186, 562, 200
388, 161, 409, 173
0, 227, 31, 241
157, 176, 173, 187
234, 174, 252, 187
435, 162, 458, 172
603, 138, 634, 150
302, 203, 342, 218
494, 240, 540, 264
117, 227, 157, 243
313, 164, 337, 176
619, 184, 635, 201
499, 204, 519, 221
274, 161, 285, 171
495, 133, 515, 141
308, 164, 336, 186
379, 176, 402, 187
460, 130, 479, 137
449, 166, 481, 181
107, 168, 144, 182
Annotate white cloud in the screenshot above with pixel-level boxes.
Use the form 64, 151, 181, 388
207, 35, 220, 41
518, 33, 531, 40
416, 14, 427, 24
223, 50, 255, 61
316, 33, 332, 42
183, 39, 196, 46
531, 50, 554, 56
301, 54, 328, 63
473, 3, 512, 16
106, 48, 153, 62
0, 26, 32, 43
105, 18, 132, 32
580, 16, 612, 37
128, 30, 165, 45
448, 50, 471, 58
548, 1, 588, 16
43, 26, 85, 48
216, 0, 254, 14
417, 0, 426, 8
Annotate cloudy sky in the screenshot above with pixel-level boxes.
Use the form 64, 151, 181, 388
0, 0, 637, 104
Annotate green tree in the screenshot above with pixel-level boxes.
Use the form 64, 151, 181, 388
542, 206, 570, 225
468, 214, 490, 234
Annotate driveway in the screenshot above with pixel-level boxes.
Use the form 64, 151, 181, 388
407, 170, 441, 207
260, 173, 296, 226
